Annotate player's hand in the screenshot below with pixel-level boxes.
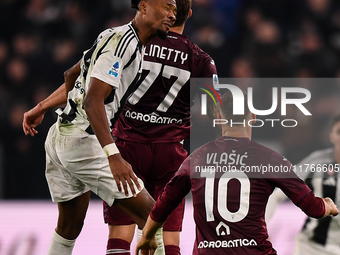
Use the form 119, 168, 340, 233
322, 197, 339, 217
22, 103, 46, 136
108, 153, 142, 196
135, 235, 158, 255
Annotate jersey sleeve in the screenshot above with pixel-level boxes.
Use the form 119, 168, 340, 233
199, 58, 217, 78
150, 157, 191, 223
90, 52, 123, 88
90, 31, 131, 88
191, 58, 218, 111
267, 152, 325, 218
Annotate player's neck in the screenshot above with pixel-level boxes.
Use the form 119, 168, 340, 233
170, 25, 184, 34
222, 128, 251, 140
132, 17, 156, 45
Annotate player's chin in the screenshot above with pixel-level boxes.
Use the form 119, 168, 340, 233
156, 29, 168, 40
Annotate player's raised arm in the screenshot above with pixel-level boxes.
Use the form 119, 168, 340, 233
22, 60, 81, 136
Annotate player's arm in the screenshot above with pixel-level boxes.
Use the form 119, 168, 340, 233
83, 77, 141, 196
266, 153, 322, 221
136, 216, 163, 255
23, 60, 81, 136
294, 190, 338, 218
274, 167, 338, 218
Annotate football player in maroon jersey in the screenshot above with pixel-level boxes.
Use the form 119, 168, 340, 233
136, 90, 338, 255
103, 0, 218, 254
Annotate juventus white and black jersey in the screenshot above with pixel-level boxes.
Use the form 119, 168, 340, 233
296, 148, 340, 247
267, 147, 340, 251
56, 22, 143, 134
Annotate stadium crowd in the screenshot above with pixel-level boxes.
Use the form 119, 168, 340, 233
1, 0, 340, 199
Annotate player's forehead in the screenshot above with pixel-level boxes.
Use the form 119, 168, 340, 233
155, 0, 176, 8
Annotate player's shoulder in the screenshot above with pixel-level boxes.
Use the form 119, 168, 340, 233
250, 140, 290, 164
98, 23, 137, 42
190, 139, 218, 158
98, 22, 141, 56
104, 22, 132, 35
188, 38, 213, 62
168, 32, 212, 59
303, 147, 334, 162
185, 36, 216, 75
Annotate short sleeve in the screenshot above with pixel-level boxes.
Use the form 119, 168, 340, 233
90, 53, 123, 88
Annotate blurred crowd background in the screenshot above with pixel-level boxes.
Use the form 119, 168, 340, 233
1, 0, 340, 199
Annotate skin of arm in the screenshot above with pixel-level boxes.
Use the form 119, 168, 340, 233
135, 216, 164, 255
83, 77, 141, 196
22, 60, 81, 136
322, 197, 339, 217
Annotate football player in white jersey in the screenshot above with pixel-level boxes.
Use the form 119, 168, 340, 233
22, 1, 176, 254
266, 113, 340, 255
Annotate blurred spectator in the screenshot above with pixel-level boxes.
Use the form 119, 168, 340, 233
0, 41, 9, 84
230, 57, 256, 78
1, 0, 340, 199
3, 102, 50, 199
286, 28, 338, 77
244, 20, 286, 77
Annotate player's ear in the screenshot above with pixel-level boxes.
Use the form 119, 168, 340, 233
250, 112, 256, 124
188, 9, 192, 19
139, 0, 147, 14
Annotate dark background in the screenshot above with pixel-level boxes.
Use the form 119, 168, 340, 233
1, 0, 340, 199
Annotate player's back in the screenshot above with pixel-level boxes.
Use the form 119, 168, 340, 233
190, 136, 309, 254
114, 31, 217, 143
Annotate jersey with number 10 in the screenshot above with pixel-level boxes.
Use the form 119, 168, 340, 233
113, 31, 217, 143
150, 137, 324, 254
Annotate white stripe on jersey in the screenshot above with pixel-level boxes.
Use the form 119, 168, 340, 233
57, 22, 144, 133
114, 30, 134, 58
106, 249, 130, 254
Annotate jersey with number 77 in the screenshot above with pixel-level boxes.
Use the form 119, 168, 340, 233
150, 136, 325, 254
113, 31, 217, 143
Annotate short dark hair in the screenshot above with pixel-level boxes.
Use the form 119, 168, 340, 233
331, 113, 340, 127
174, 0, 192, 27
219, 90, 251, 123
131, 0, 141, 10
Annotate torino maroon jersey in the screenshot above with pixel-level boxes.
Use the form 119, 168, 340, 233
151, 136, 324, 254
113, 31, 217, 143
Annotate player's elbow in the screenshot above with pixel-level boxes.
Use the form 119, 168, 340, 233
64, 61, 81, 80
83, 95, 92, 113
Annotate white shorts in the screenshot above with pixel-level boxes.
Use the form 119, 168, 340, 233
293, 233, 340, 255
45, 122, 144, 206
